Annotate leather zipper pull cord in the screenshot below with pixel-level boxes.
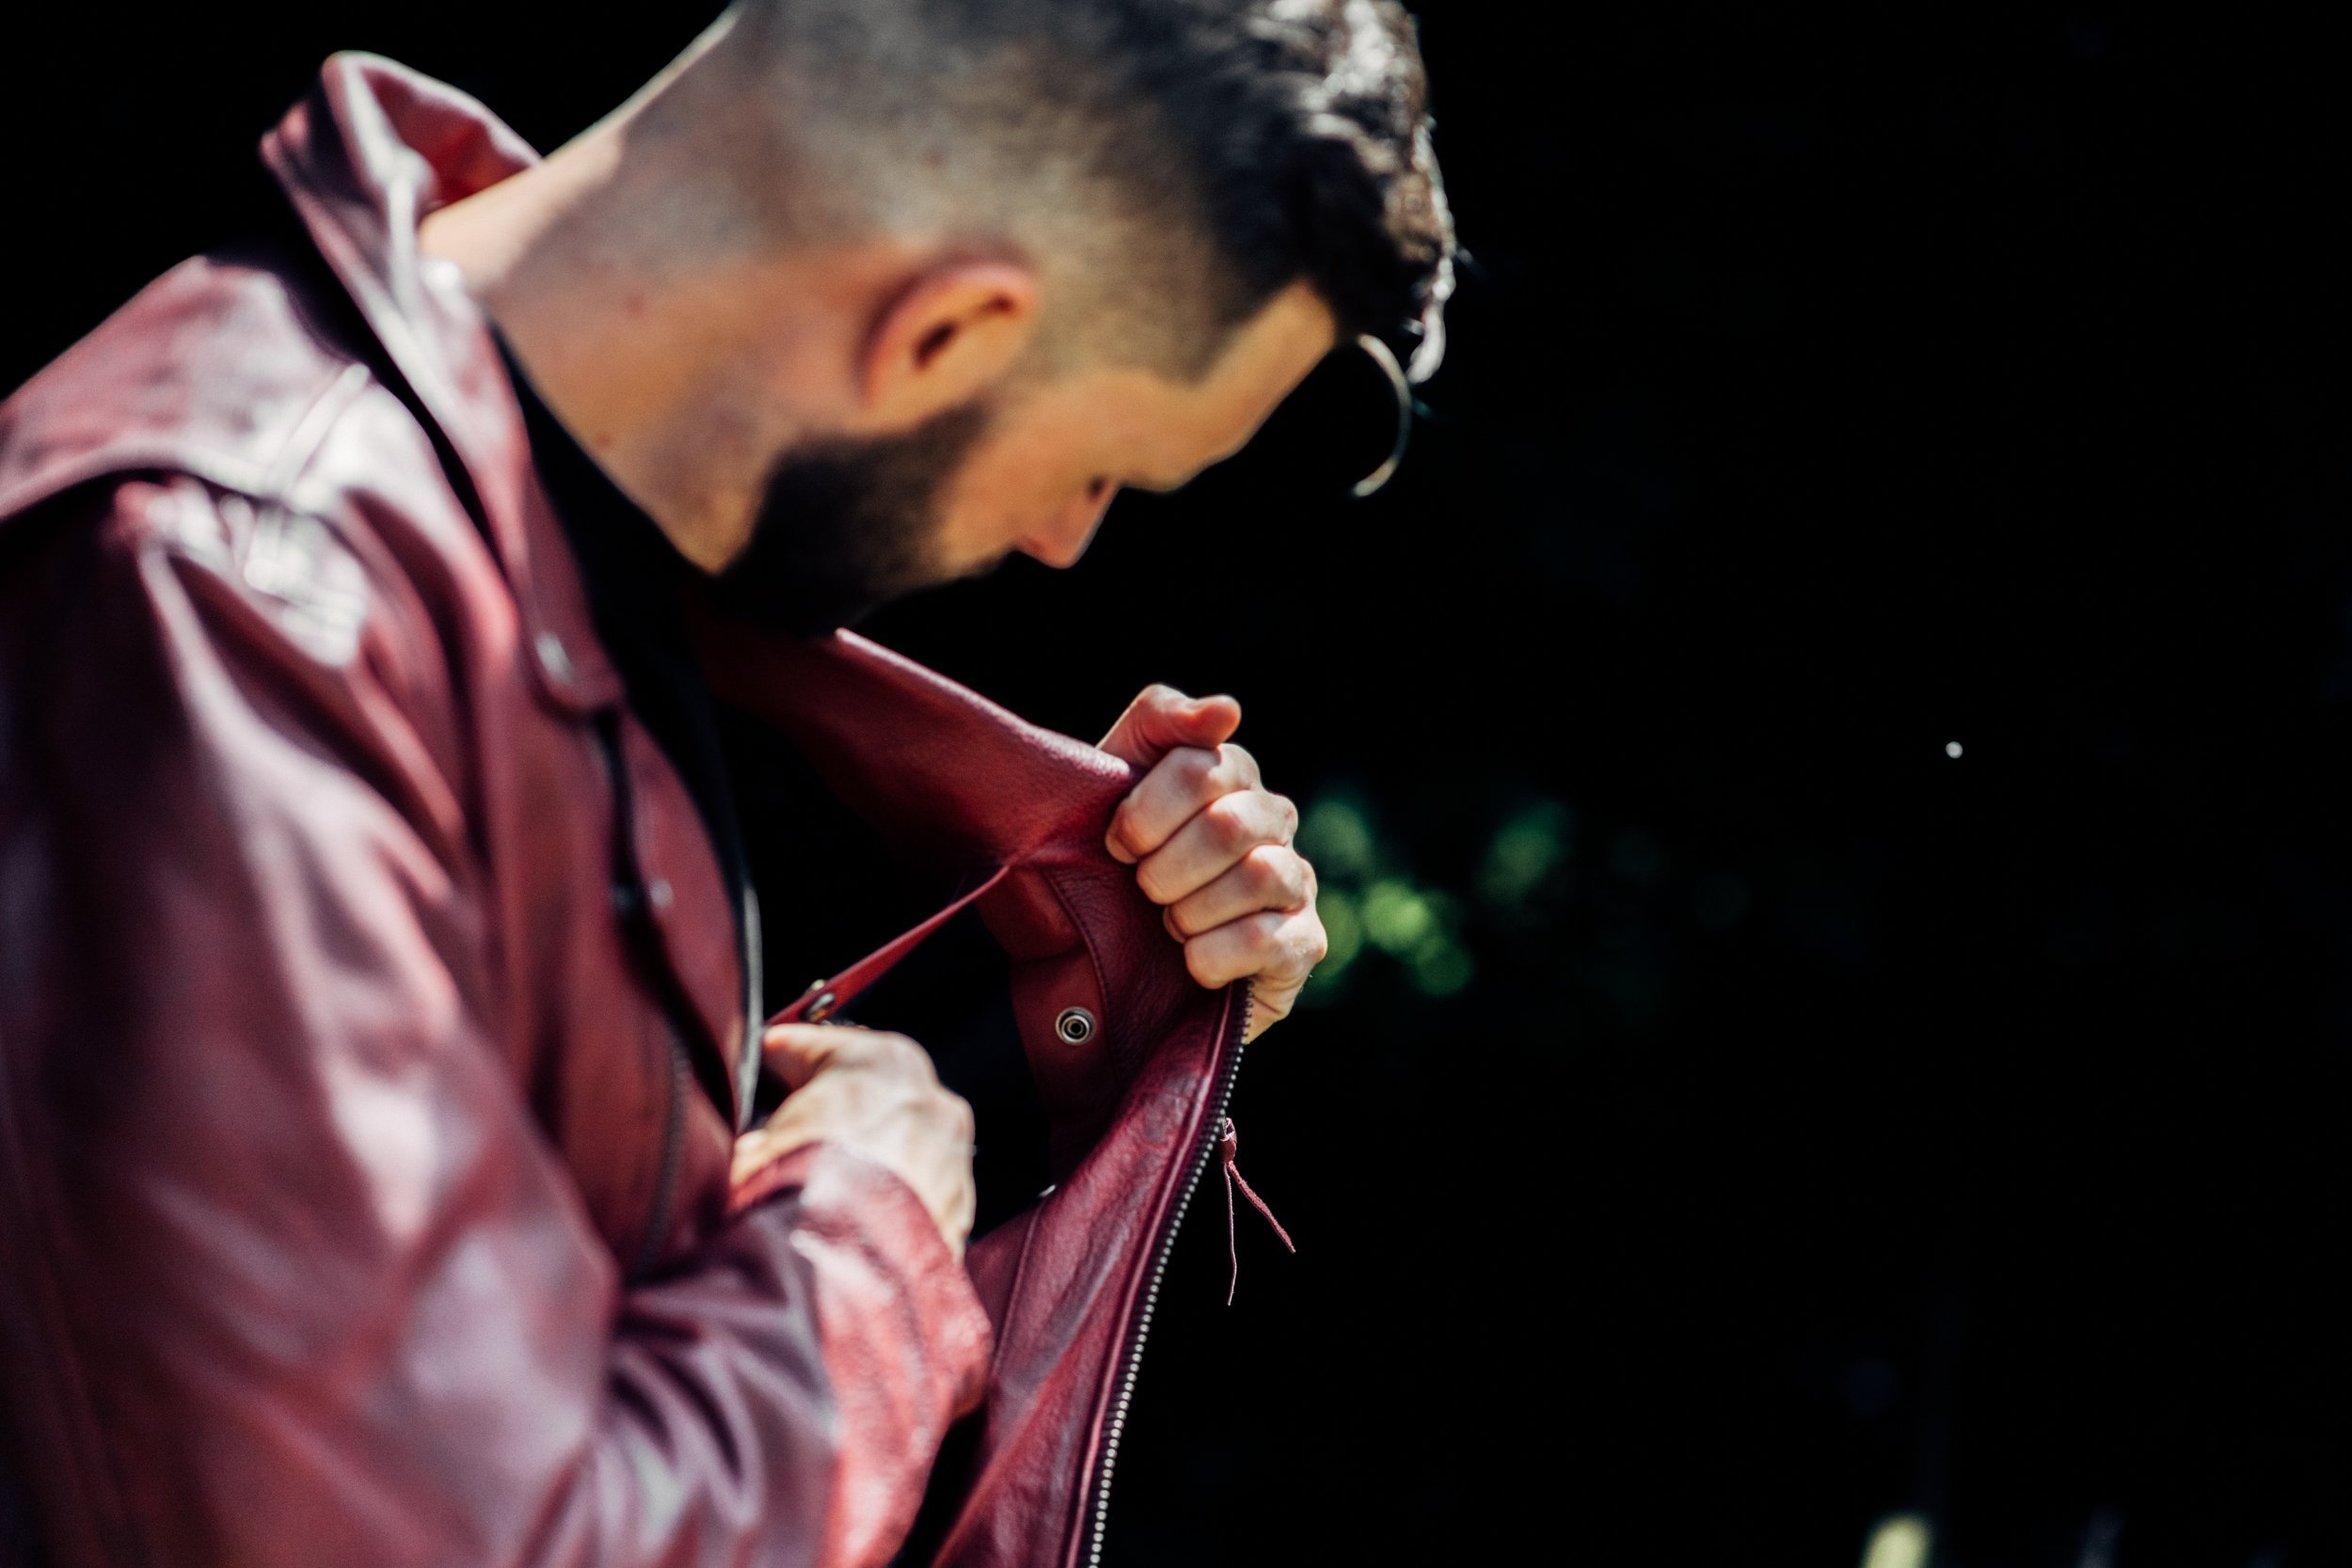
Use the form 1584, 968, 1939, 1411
1218, 1117, 1295, 1306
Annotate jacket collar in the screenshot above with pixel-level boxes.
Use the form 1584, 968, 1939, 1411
261, 52, 624, 716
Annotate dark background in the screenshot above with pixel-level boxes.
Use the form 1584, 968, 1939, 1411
8, 5, 2350, 1564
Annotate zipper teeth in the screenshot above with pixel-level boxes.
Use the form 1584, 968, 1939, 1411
632, 1022, 691, 1277
1081, 983, 1252, 1568
596, 714, 694, 1281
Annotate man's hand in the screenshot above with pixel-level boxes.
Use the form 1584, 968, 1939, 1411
739, 1024, 977, 1258
1100, 685, 1327, 1041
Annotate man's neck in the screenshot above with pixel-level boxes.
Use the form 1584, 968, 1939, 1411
418, 123, 883, 573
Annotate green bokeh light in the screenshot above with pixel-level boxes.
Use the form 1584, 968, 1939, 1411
1361, 879, 1436, 953
1478, 800, 1572, 906
1318, 888, 1365, 977
1298, 794, 1379, 881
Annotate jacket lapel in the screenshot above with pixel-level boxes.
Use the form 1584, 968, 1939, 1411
692, 619, 1249, 1568
261, 54, 752, 1106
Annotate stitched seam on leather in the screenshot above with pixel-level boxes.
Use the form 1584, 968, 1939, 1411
1039, 867, 1118, 1083
989, 864, 1136, 1568
1065, 1179, 1168, 1566
0, 449, 277, 531
0, 355, 362, 531
1063, 1003, 1231, 1568
991, 1200, 1050, 1375
1074, 982, 1248, 1568
261, 361, 376, 500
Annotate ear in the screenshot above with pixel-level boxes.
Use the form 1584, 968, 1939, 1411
858, 260, 1040, 429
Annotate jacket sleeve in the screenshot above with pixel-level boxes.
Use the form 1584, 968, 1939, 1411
0, 476, 989, 1568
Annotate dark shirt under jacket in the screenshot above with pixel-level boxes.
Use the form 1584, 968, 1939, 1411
500, 345, 1047, 1218
501, 344, 764, 1043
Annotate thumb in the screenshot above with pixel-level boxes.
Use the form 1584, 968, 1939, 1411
762, 1023, 842, 1090
1098, 684, 1243, 768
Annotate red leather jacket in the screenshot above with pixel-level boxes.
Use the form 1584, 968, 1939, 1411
0, 55, 1245, 1568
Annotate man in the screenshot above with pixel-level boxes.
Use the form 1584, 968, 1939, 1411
0, 1, 1452, 1563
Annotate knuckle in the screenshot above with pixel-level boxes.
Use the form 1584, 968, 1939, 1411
1135, 857, 1177, 906
1205, 744, 1249, 793
1173, 746, 1220, 794
877, 1032, 933, 1077
1243, 844, 1292, 898
940, 1091, 976, 1141
1271, 792, 1299, 839
1106, 803, 1144, 855
1258, 910, 1299, 958
819, 1029, 874, 1067
1204, 795, 1255, 851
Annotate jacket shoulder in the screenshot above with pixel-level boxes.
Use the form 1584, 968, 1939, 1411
0, 248, 378, 528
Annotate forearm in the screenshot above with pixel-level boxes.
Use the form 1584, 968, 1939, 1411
0, 479, 985, 1568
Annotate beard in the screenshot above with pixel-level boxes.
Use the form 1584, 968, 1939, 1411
707, 400, 992, 637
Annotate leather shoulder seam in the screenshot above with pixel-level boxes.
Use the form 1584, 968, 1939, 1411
0, 356, 372, 528
259, 361, 377, 502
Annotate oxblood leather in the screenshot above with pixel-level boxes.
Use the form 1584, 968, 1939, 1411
0, 53, 1238, 1568
698, 624, 1248, 1568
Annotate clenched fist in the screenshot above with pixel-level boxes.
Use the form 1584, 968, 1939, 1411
1100, 685, 1327, 1041
739, 1023, 977, 1257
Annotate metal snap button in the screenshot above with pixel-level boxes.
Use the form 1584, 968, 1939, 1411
1054, 1006, 1097, 1046
806, 990, 839, 1023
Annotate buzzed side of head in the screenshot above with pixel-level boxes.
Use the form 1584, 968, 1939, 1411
688, 0, 1455, 382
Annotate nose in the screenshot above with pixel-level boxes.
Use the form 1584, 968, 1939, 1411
1017, 480, 1118, 569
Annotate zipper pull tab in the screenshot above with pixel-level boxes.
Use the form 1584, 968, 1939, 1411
1219, 1116, 1295, 1306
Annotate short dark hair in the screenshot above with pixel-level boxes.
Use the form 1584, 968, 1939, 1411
732, 0, 1455, 380
1080, 0, 1455, 376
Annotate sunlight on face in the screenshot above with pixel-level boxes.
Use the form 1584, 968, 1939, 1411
930, 280, 1340, 578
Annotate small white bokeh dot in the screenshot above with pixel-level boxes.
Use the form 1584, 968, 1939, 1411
1946, 741, 1964, 760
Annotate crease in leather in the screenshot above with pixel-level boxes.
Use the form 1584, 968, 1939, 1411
0, 52, 1250, 1568
691, 619, 1246, 1568
0, 58, 1008, 1568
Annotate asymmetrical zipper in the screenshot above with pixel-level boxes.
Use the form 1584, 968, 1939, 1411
594, 714, 699, 1277
1078, 982, 1254, 1568
632, 1021, 692, 1277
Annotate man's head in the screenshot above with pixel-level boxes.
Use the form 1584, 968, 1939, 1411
436, 0, 1454, 631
